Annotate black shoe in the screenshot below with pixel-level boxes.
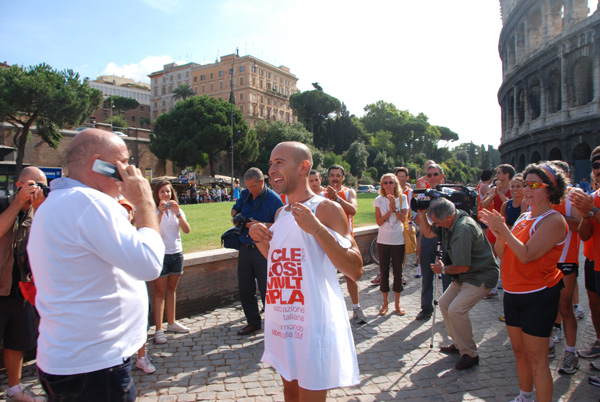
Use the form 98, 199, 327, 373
415, 310, 432, 321
455, 354, 479, 370
440, 344, 460, 354
237, 324, 260, 335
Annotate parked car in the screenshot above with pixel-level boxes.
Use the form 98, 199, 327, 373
357, 185, 377, 193
113, 131, 127, 137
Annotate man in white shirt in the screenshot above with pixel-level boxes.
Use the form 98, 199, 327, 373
28, 129, 165, 402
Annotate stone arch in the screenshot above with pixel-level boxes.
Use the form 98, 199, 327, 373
528, 79, 541, 119
528, 8, 543, 52
531, 151, 542, 163
572, 142, 591, 160
546, 70, 562, 114
511, 156, 516, 167
569, 56, 594, 107
518, 154, 526, 171
508, 93, 515, 129
507, 35, 516, 71
517, 88, 526, 125
572, 142, 592, 181
548, 147, 563, 160
516, 23, 526, 62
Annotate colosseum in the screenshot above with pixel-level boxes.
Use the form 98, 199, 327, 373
498, 0, 600, 180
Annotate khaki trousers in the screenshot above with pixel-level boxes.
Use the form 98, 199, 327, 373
439, 281, 491, 358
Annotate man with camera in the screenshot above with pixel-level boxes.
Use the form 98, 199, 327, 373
0, 167, 48, 402
231, 167, 283, 335
419, 198, 499, 370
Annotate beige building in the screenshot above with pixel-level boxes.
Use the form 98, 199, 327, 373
148, 53, 298, 126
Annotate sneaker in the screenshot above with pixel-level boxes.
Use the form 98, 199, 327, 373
7, 387, 46, 402
589, 375, 600, 387
497, 278, 503, 290
371, 273, 381, 285
414, 264, 422, 278
578, 339, 600, 358
352, 307, 367, 325
167, 321, 190, 333
551, 327, 562, 343
154, 329, 167, 344
548, 344, 556, 359
574, 305, 585, 320
483, 290, 498, 299
558, 351, 580, 374
509, 395, 535, 402
591, 358, 600, 370
136, 356, 156, 374
499, 315, 505, 322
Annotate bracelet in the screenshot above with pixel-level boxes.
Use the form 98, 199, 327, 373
442, 266, 446, 275
175, 212, 182, 219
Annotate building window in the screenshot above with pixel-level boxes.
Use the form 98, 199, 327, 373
140, 106, 144, 111
267, 83, 271, 91
252, 65, 257, 73
193, 86, 198, 93
240, 76, 244, 86
219, 81, 223, 90
260, 69, 263, 76
170, 76, 173, 81
267, 72, 270, 78
132, 116, 136, 122
240, 66, 244, 72
201, 74, 205, 81
194, 76, 198, 82
161, 87, 166, 95
219, 70, 224, 77
210, 72, 214, 79
240, 105, 244, 114
210, 83, 214, 91
201, 84, 205, 93
178, 73, 181, 79
240, 93, 244, 101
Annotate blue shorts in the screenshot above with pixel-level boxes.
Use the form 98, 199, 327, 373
159, 252, 184, 277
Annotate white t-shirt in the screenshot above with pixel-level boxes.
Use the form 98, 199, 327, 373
262, 196, 360, 390
28, 178, 165, 375
373, 194, 408, 245
158, 208, 185, 254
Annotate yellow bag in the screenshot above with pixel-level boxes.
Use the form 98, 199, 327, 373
404, 221, 417, 255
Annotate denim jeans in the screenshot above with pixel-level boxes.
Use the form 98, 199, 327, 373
38, 358, 136, 402
159, 252, 184, 277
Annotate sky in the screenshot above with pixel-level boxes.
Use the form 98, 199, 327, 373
1, 1, 597, 149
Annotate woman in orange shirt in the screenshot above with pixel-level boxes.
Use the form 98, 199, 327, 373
480, 163, 567, 402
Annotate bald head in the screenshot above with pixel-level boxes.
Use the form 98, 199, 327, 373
67, 129, 126, 173
18, 166, 47, 185
273, 141, 313, 173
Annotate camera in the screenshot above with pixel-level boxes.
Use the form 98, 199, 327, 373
232, 213, 251, 234
18, 182, 50, 198
165, 201, 173, 208
410, 185, 478, 217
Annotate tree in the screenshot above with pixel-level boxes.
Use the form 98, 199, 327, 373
106, 95, 139, 112
172, 83, 195, 102
436, 126, 460, 142
139, 117, 151, 128
0, 63, 103, 176
289, 90, 341, 134
343, 141, 369, 177
107, 115, 128, 130
150, 96, 249, 175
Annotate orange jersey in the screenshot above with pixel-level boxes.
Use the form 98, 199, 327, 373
552, 188, 580, 264
416, 176, 430, 190
402, 187, 413, 217
584, 239, 594, 261
591, 190, 600, 269
280, 194, 289, 205
337, 187, 354, 235
502, 210, 566, 293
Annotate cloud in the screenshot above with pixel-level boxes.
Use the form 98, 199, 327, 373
139, 0, 182, 14
101, 55, 185, 83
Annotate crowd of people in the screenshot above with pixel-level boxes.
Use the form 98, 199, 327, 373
1, 128, 600, 402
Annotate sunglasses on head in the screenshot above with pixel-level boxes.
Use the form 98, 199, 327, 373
525, 181, 549, 189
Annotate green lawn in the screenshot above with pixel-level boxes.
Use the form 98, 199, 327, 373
180, 193, 378, 253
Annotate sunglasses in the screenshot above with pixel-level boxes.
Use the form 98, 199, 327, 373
382, 181, 395, 185
426, 172, 440, 178
593, 162, 600, 170
525, 181, 549, 189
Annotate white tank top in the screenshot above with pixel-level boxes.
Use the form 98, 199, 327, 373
261, 195, 360, 390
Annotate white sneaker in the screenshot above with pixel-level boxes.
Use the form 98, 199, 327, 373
352, 307, 367, 325
7, 387, 46, 402
136, 356, 156, 374
551, 327, 562, 343
167, 321, 190, 333
154, 329, 167, 344
509, 395, 535, 402
574, 305, 585, 320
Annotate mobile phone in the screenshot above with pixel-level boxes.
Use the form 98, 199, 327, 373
92, 159, 122, 181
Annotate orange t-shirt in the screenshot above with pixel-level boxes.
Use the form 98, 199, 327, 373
552, 188, 580, 264
501, 210, 565, 293
590, 190, 600, 269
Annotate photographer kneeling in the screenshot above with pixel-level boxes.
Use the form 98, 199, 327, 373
419, 198, 499, 370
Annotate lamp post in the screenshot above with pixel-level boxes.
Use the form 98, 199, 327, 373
229, 52, 236, 196
109, 98, 115, 132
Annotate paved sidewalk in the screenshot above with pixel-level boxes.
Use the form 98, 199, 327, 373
2, 253, 599, 401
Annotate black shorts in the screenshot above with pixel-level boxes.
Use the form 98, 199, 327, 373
504, 280, 563, 338
557, 263, 578, 276
0, 297, 36, 351
585, 258, 596, 293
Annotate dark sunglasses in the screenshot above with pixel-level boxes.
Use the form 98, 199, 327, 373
382, 181, 395, 185
426, 172, 440, 178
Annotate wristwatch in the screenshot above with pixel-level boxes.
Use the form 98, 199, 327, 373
442, 266, 446, 275
587, 207, 599, 218
335, 197, 342, 203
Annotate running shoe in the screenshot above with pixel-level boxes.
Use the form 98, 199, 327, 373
371, 273, 381, 285
591, 358, 600, 370
589, 375, 600, 387
551, 327, 562, 343
414, 264, 422, 278
497, 278, 503, 290
578, 339, 600, 358
167, 321, 190, 333
154, 329, 167, 344
499, 315, 505, 322
508, 395, 535, 402
352, 307, 367, 325
136, 356, 156, 374
484, 289, 498, 299
574, 305, 585, 320
7, 387, 46, 402
558, 351, 580, 374
548, 344, 556, 359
